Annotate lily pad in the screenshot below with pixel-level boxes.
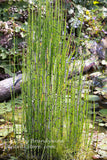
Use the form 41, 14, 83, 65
0, 119, 5, 124
87, 95, 100, 102
105, 123, 107, 127
96, 118, 103, 123
99, 109, 107, 118
101, 86, 107, 99
99, 123, 105, 127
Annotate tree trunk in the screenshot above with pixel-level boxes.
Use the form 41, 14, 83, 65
0, 74, 22, 102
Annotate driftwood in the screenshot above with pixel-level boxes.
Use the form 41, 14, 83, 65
68, 58, 99, 79
0, 74, 22, 102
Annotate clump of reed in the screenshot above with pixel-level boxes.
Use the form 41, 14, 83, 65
18, 0, 92, 159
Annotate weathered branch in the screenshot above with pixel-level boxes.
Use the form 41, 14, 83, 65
0, 74, 22, 102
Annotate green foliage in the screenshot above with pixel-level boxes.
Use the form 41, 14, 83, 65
70, 0, 107, 8
20, 0, 91, 159
67, 2, 106, 40
0, 0, 29, 68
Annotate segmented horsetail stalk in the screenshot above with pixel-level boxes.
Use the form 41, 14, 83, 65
19, 0, 93, 159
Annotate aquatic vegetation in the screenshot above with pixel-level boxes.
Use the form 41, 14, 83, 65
20, 1, 92, 159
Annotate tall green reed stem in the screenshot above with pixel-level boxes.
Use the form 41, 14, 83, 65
22, 0, 91, 159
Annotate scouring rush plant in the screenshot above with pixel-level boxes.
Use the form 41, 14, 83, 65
19, 0, 92, 159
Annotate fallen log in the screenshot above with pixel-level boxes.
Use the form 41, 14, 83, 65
68, 58, 99, 79
0, 74, 22, 102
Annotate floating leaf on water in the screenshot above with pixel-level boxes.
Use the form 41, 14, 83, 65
95, 119, 103, 123
0, 119, 5, 122
98, 123, 105, 127
87, 95, 100, 102
102, 117, 107, 123
105, 123, 107, 127
101, 86, 107, 99
99, 109, 107, 117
